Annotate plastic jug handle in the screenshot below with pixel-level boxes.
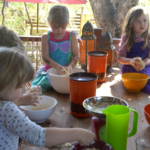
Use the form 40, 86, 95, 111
102, 109, 109, 115
127, 108, 138, 138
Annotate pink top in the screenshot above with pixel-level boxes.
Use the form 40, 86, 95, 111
117, 35, 148, 58
49, 31, 70, 42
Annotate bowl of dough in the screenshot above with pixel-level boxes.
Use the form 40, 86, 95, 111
20, 95, 57, 123
122, 72, 149, 92
47, 66, 84, 94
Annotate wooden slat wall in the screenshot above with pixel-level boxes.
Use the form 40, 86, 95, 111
19, 35, 43, 72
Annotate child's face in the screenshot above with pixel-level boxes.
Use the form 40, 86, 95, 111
1, 83, 26, 102
133, 12, 149, 37
51, 25, 67, 39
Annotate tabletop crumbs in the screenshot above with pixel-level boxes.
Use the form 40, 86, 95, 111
142, 120, 144, 122
64, 142, 72, 147
83, 148, 99, 150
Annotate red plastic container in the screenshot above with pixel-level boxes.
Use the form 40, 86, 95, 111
144, 104, 150, 125
87, 51, 108, 82
69, 72, 97, 117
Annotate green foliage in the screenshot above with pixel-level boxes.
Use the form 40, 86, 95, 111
0, 0, 94, 35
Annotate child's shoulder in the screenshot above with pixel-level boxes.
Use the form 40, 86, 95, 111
42, 32, 48, 41
0, 101, 17, 110
42, 32, 48, 37
121, 34, 127, 40
70, 30, 81, 41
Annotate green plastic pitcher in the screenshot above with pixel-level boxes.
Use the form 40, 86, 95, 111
102, 105, 138, 150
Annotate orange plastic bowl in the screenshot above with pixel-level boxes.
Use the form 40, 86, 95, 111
122, 73, 149, 92
144, 104, 150, 125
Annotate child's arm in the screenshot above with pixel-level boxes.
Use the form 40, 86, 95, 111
41, 33, 66, 74
45, 127, 95, 147
144, 41, 150, 65
67, 32, 80, 71
117, 35, 132, 65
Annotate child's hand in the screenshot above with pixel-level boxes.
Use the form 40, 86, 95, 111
56, 65, 66, 75
18, 92, 42, 106
130, 57, 145, 71
66, 66, 72, 74
77, 129, 95, 145
26, 86, 42, 94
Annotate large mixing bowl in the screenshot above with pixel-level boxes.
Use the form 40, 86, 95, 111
83, 96, 129, 118
47, 67, 84, 94
122, 72, 149, 92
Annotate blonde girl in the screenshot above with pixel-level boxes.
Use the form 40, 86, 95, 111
0, 26, 25, 52
0, 48, 95, 150
0, 25, 41, 106
117, 6, 150, 94
31, 5, 80, 93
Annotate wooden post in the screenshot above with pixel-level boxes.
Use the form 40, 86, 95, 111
24, 2, 33, 35
94, 28, 103, 51
37, 3, 39, 36
2, 0, 5, 25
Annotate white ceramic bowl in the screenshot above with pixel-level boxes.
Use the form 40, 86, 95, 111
47, 67, 84, 94
20, 95, 57, 123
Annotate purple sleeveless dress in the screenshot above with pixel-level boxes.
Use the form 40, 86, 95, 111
122, 41, 150, 94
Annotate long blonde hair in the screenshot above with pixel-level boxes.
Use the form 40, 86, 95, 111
122, 6, 149, 51
47, 5, 69, 27
0, 48, 34, 93
0, 26, 25, 53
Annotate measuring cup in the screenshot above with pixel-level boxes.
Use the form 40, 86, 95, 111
102, 105, 138, 150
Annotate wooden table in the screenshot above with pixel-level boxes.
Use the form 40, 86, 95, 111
19, 67, 150, 150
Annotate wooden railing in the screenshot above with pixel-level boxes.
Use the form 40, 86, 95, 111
19, 35, 43, 72
19, 35, 120, 74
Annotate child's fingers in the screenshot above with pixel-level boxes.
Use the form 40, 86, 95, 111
36, 86, 42, 92
32, 92, 42, 96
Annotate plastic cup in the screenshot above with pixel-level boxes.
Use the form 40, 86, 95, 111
136, 136, 150, 150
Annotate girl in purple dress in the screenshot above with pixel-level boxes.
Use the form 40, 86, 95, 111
117, 6, 150, 94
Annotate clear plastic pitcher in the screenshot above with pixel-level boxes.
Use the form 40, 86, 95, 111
102, 105, 138, 150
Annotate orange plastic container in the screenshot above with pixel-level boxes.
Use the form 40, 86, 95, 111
69, 72, 98, 117
87, 51, 108, 82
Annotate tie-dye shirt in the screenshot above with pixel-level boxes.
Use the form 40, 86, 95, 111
0, 101, 46, 150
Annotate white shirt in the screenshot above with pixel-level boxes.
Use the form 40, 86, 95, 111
0, 101, 46, 150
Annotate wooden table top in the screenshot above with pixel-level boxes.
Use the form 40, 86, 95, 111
18, 67, 150, 150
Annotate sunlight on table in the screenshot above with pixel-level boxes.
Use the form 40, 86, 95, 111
96, 73, 121, 96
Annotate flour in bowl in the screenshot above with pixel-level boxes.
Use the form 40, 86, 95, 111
32, 104, 50, 110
